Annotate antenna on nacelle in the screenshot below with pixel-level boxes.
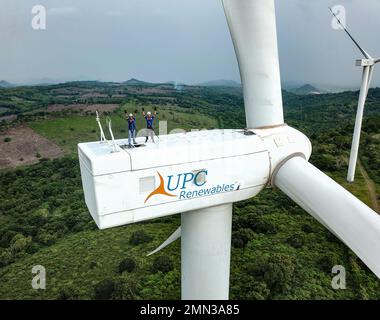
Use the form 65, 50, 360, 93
106, 117, 119, 153
95, 110, 119, 153
95, 110, 107, 143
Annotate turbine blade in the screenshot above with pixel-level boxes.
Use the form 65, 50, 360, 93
329, 7, 371, 59
274, 156, 380, 278
347, 66, 372, 182
222, 0, 284, 128
147, 227, 181, 256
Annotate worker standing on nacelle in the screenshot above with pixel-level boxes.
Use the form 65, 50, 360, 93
143, 110, 157, 143
125, 111, 137, 147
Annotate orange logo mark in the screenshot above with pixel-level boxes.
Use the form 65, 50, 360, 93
144, 172, 176, 203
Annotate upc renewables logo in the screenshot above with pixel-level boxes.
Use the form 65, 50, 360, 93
144, 170, 236, 203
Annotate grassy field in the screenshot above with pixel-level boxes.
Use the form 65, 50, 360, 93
29, 103, 218, 154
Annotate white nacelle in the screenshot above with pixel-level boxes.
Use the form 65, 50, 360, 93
78, 126, 311, 229
356, 59, 375, 67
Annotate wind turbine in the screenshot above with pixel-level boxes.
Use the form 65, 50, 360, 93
329, 8, 380, 183
78, 0, 380, 300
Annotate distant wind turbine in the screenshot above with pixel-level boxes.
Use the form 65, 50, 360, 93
329, 7, 380, 183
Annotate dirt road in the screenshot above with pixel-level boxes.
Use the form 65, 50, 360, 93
358, 160, 380, 213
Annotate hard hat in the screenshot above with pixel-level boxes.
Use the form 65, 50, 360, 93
147, 111, 151, 115
129, 113, 133, 117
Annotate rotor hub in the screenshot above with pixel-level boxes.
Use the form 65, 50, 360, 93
356, 58, 375, 67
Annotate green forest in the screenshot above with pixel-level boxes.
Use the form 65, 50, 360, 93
0, 81, 380, 299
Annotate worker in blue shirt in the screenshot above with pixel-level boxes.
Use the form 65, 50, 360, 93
125, 111, 137, 147
143, 110, 157, 143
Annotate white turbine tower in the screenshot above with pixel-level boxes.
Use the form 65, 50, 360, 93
329, 8, 380, 183
78, 0, 380, 300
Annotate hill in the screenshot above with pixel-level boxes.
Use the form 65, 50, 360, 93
0, 80, 13, 88
288, 84, 322, 95
122, 78, 156, 86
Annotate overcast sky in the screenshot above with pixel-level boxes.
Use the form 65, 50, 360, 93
1, 0, 380, 88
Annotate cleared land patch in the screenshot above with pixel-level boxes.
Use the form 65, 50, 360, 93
25, 103, 120, 115
0, 114, 17, 123
0, 125, 64, 169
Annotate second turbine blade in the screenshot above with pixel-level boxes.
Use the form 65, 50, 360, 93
274, 156, 380, 279
147, 227, 181, 257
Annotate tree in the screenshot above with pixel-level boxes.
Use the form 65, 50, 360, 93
94, 279, 115, 300
318, 254, 339, 273
152, 255, 173, 273
112, 278, 140, 300
57, 286, 80, 300
263, 254, 296, 296
232, 228, 255, 248
286, 232, 305, 249
129, 230, 153, 246
119, 257, 136, 273
246, 254, 296, 297
254, 220, 278, 235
